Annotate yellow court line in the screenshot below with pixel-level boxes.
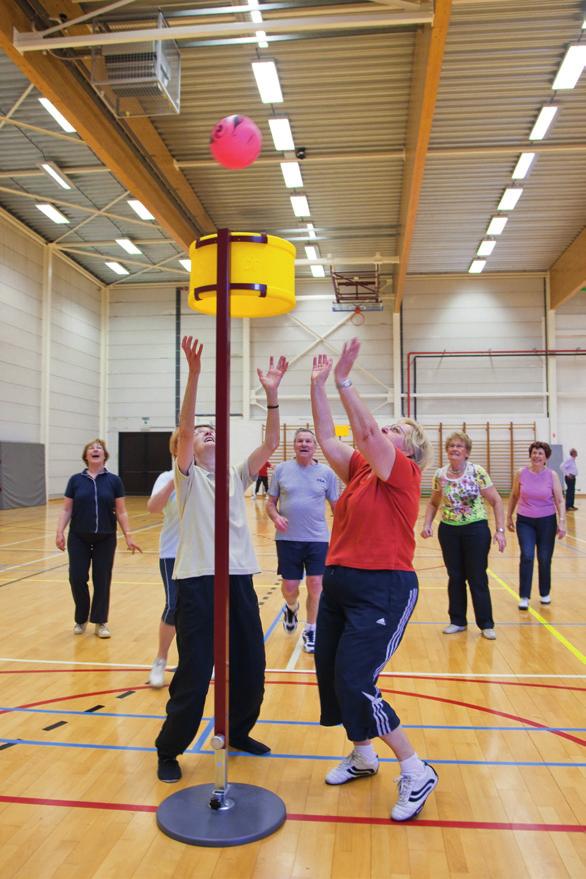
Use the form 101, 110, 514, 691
488, 567, 586, 666
565, 531, 586, 546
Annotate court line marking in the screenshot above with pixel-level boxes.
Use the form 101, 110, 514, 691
488, 567, 586, 666
0, 794, 583, 833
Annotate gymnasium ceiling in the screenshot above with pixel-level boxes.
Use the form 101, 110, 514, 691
0, 0, 585, 308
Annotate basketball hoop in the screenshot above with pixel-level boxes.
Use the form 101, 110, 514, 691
350, 306, 365, 326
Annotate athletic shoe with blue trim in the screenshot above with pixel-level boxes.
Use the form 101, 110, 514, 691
282, 601, 299, 633
391, 761, 438, 821
325, 749, 379, 785
302, 627, 315, 653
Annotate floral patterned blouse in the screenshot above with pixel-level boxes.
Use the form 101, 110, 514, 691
432, 462, 492, 525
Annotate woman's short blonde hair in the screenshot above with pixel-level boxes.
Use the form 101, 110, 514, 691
82, 438, 109, 465
397, 418, 432, 470
445, 431, 472, 454
169, 428, 180, 457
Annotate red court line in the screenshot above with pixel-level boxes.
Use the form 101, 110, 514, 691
0, 795, 583, 833
0, 668, 147, 675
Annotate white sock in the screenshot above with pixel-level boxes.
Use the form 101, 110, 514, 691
400, 753, 425, 776
287, 601, 299, 611
304, 623, 316, 632
354, 743, 377, 762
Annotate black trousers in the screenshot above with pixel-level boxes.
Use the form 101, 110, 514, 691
255, 475, 269, 494
155, 574, 266, 759
565, 475, 576, 509
438, 520, 494, 630
67, 530, 117, 624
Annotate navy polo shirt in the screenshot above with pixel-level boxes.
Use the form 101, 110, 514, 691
65, 470, 125, 534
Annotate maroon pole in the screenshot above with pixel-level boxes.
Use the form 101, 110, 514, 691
214, 228, 231, 751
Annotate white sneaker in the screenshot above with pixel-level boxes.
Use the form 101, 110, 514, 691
149, 658, 167, 688
391, 762, 438, 822
518, 597, 529, 610
325, 749, 379, 785
481, 628, 496, 640
302, 628, 315, 653
95, 623, 111, 639
73, 623, 87, 635
540, 595, 551, 605
442, 624, 467, 635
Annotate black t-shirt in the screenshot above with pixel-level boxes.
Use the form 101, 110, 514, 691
65, 470, 125, 533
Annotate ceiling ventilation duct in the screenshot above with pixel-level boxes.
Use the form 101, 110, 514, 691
91, 13, 180, 117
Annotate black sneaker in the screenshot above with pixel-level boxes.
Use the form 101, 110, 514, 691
229, 736, 271, 755
302, 628, 315, 653
157, 757, 181, 783
282, 602, 299, 633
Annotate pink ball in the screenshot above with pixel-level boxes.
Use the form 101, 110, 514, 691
210, 114, 262, 170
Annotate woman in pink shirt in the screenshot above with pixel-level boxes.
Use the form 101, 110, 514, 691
506, 441, 566, 610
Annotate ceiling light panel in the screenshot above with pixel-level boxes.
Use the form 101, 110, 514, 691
290, 195, 310, 217
252, 61, 283, 104
512, 153, 535, 180
498, 188, 523, 211
311, 265, 326, 278
552, 45, 586, 90
105, 261, 129, 276
127, 199, 155, 220
35, 203, 69, 224
280, 162, 303, 188
179, 259, 191, 271
268, 118, 294, 151
486, 216, 508, 235
477, 240, 496, 257
38, 98, 76, 133
40, 162, 74, 190
116, 238, 142, 255
529, 106, 558, 140
469, 259, 486, 274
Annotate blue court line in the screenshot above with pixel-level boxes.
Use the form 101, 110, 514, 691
263, 605, 284, 642
0, 738, 583, 768
187, 718, 215, 753
1, 708, 585, 734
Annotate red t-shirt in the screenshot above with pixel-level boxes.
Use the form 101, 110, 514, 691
326, 449, 421, 571
258, 461, 271, 477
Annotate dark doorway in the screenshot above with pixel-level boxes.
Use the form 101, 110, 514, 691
118, 432, 172, 495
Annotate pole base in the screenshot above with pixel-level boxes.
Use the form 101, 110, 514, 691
156, 783, 286, 847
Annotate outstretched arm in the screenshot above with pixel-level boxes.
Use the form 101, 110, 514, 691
310, 354, 353, 483
248, 356, 288, 476
333, 339, 396, 481
177, 336, 203, 476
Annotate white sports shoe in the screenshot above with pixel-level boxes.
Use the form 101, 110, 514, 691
149, 658, 167, 688
95, 623, 111, 639
73, 623, 87, 635
442, 624, 467, 635
518, 597, 529, 610
391, 762, 438, 822
540, 595, 551, 605
325, 749, 379, 785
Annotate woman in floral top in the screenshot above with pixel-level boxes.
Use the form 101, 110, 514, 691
421, 432, 506, 640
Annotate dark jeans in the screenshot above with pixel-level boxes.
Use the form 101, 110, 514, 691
155, 574, 265, 759
67, 531, 117, 624
565, 475, 576, 509
516, 514, 557, 599
438, 520, 494, 630
255, 475, 269, 494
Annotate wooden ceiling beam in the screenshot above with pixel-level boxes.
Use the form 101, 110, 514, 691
0, 0, 214, 251
393, 0, 452, 312
549, 227, 586, 310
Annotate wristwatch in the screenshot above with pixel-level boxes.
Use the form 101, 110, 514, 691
496, 528, 505, 533
336, 378, 352, 389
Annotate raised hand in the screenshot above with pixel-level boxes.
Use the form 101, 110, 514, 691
181, 336, 203, 376
311, 354, 333, 386
257, 355, 288, 395
334, 338, 361, 385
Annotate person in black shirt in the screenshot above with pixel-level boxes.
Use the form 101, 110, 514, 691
55, 438, 142, 638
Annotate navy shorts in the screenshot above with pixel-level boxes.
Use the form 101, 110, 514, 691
276, 540, 329, 580
160, 557, 178, 626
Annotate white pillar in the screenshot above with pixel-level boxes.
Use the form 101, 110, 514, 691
40, 245, 53, 500
99, 286, 109, 440
545, 275, 558, 444
392, 311, 402, 419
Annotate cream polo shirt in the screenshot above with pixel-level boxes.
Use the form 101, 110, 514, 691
172, 458, 259, 579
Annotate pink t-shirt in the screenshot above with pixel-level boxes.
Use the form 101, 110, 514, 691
517, 467, 556, 518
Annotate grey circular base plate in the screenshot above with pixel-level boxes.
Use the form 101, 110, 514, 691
156, 783, 287, 847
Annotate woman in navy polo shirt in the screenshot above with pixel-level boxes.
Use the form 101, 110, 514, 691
55, 438, 142, 638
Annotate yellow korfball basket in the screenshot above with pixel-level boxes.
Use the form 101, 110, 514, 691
188, 232, 296, 318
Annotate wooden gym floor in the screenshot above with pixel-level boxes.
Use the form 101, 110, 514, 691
0, 495, 584, 878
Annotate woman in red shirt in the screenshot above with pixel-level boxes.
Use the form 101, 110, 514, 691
310, 339, 437, 822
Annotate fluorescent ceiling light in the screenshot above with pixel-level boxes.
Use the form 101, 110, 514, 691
512, 152, 535, 180
256, 31, 268, 49
250, 10, 263, 23
469, 259, 486, 274
486, 216, 508, 235
305, 245, 319, 260
252, 60, 283, 104
280, 161, 303, 188
35, 203, 69, 224
306, 223, 317, 239
498, 187, 523, 211
38, 97, 76, 133
268, 117, 294, 151
105, 261, 129, 276
290, 195, 310, 217
529, 106, 558, 140
115, 238, 142, 255
127, 199, 155, 220
40, 161, 73, 190
179, 259, 191, 271
552, 45, 586, 90
311, 264, 326, 278
477, 240, 496, 257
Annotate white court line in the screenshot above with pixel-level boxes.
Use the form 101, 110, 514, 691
0, 656, 584, 679
285, 635, 305, 671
